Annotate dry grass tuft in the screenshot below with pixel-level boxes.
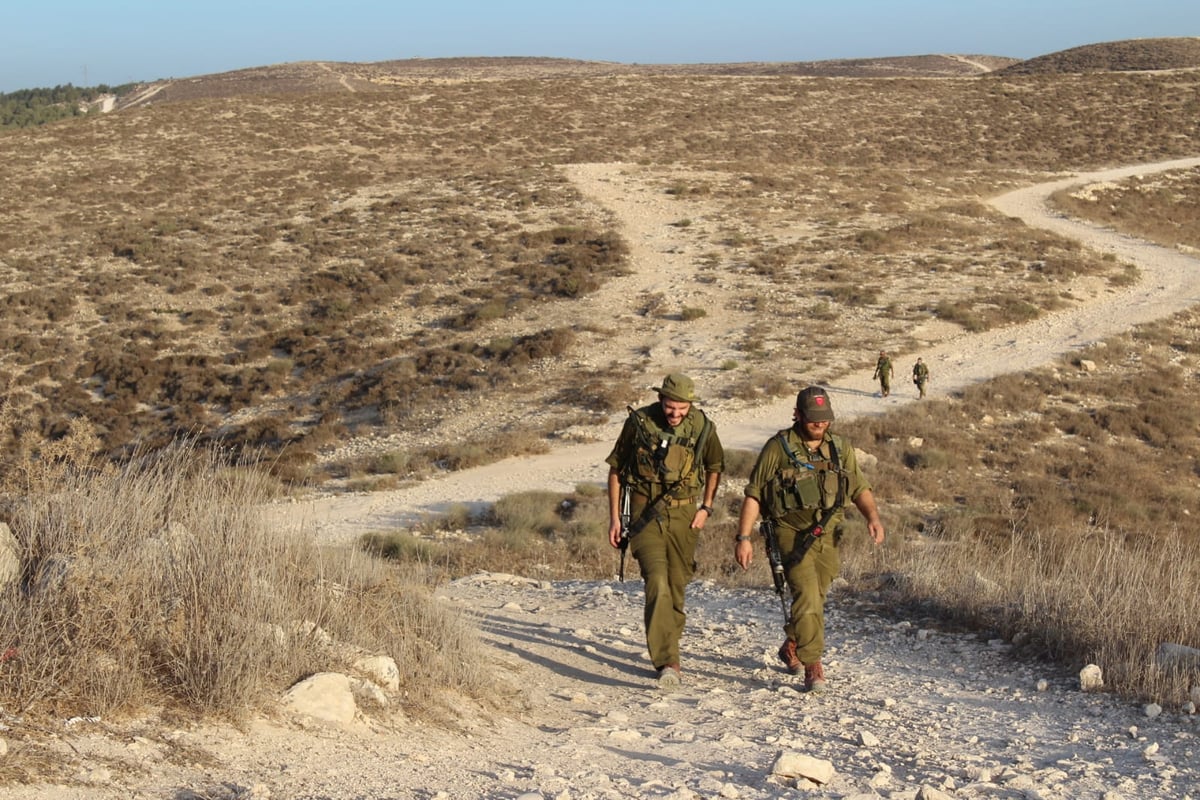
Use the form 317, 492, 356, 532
0, 431, 501, 740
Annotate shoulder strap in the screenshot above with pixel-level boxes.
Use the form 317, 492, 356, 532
774, 429, 811, 471
630, 405, 707, 448
690, 409, 713, 476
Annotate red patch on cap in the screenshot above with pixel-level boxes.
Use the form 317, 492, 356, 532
814, 397, 826, 406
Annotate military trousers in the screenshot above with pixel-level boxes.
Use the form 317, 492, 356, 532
630, 505, 699, 670
777, 524, 841, 665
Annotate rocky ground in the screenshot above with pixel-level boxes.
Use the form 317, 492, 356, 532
15, 572, 1196, 799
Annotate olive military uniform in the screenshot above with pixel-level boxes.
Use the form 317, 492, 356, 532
743, 426, 871, 665
873, 352, 894, 397
912, 358, 929, 398
606, 398, 724, 671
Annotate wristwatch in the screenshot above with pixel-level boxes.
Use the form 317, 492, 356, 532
735, 534, 753, 542
699, 504, 713, 515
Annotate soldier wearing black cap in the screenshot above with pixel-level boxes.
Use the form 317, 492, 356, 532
734, 386, 884, 692
606, 373, 724, 691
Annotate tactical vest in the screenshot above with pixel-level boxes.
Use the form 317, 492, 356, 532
621, 406, 712, 494
762, 430, 848, 520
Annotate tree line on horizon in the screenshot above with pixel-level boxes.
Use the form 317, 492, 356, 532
0, 83, 137, 130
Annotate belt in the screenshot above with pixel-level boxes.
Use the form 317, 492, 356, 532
633, 492, 698, 508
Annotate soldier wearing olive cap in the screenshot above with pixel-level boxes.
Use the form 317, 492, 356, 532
606, 373, 724, 691
734, 386, 884, 692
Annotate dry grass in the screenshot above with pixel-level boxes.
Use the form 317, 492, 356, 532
1050, 166, 1200, 251
0, 430, 501, 777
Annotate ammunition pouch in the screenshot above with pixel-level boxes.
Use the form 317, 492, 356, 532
762, 431, 847, 521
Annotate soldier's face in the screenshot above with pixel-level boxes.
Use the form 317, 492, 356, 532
793, 409, 831, 441
661, 398, 691, 427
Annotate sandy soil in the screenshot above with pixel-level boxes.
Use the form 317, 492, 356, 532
9, 156, 1200, 800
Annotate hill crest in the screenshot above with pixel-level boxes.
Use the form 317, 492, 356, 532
107, 37, 1200, 109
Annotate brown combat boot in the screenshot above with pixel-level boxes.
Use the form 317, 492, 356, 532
804, 661, 827, 693
777, 639, 801, 675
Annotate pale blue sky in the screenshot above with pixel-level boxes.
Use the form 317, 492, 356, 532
2, 0, 1196, 93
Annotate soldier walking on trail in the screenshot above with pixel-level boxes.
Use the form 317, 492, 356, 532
912, 357, 929, 398
733, 386, 884, 692
873, 351, 894, 397
606, 373, 724, 692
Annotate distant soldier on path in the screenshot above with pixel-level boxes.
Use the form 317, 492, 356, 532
912, 357, 929, 398
872, 351, 894, 397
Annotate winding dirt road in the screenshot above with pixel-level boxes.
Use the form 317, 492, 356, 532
268, 157, 1200, 545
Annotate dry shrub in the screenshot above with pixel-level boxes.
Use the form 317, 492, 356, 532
0, 437, 498, 724
847, 523, 1200, 703
553, 376, 637, 413
370, 486, 613, 581
419, 430, 550, 472
722, 370, 796, 403
720, 448, 761, 482
489, 490, 564, 537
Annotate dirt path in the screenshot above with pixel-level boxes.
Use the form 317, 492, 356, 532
268, 156, 1200, 547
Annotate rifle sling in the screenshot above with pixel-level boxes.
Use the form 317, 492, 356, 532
626, 482, 686, 539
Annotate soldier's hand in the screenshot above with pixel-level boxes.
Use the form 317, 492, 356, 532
734, 539, 753, 570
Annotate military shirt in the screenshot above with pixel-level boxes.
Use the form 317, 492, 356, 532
743, 426, 870, 534
606, 403, 724, 500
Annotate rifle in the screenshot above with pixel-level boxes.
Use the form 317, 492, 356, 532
760, 518, 791, 625
617, 484, 632, 581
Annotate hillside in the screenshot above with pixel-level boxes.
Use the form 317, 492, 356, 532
109, 53, 1014, 109
3, 151, 1200, 798
995, 36, 1200, 75
1, 43, 1198, 485
102, 36, 1200, 111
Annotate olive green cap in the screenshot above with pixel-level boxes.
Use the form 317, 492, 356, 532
654, 373, 697, 403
